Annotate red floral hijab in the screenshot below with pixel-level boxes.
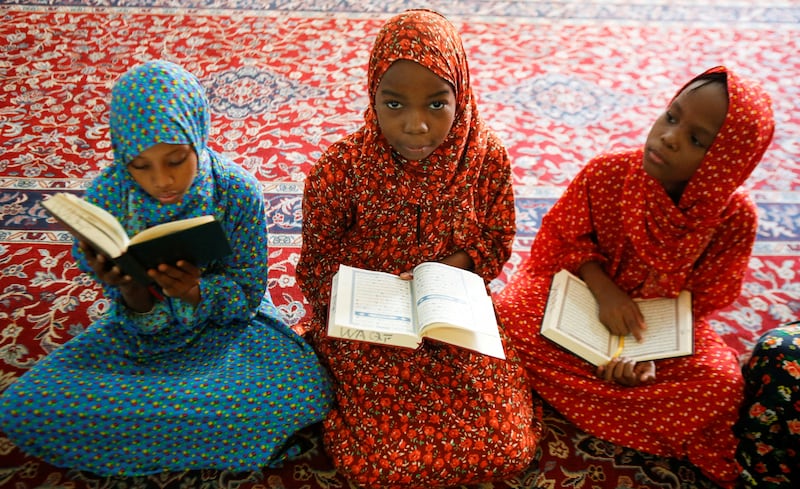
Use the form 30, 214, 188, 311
621, 66, 775, 274
360, 9, 489, 202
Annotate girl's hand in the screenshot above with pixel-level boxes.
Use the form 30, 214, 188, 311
595, 285, 647, 341
78, 240, 153, 312
148, 260, 201, 305
78, 240, 135, 288
597, 357, 656, 387
399, 249, 474, 280
579, 262, 647, 341
438, 250, 474, 271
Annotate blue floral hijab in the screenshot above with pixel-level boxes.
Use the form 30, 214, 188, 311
94, 60, 218, 232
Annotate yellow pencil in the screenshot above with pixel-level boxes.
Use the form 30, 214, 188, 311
612, 335, 625, 359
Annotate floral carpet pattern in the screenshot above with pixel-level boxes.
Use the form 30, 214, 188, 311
1, 1, 799, 488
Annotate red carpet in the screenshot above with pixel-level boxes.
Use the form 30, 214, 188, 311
1, 2, 798, 488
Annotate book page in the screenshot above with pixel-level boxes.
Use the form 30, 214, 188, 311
42, 193, 128, 257
412, 262, 505, 359
622, 292, 693, 361
338, 266, 416, 334
412, 262, 488, 333
552, 279, 615, 357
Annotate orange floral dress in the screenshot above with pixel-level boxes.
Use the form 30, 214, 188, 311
496, 66, 775, 488
297, 9, 541, 489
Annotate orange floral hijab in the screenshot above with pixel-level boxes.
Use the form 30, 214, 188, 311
360, 9, 489, 202
621, 66, 775, 274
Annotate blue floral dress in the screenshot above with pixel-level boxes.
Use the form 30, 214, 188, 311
0, 60, 332, 476
735, 321, 800, 488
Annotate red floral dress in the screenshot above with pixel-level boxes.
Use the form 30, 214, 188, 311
495, 66, 775, 488
297, 9, 541, 489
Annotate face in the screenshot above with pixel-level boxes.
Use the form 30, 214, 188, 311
375, 60, 457, 162
643, 80, 728, 200
127, 143, 198, 205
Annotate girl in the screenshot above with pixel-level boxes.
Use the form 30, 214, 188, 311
495, 66, 775, 487
734, 320, 800, 488
0, 60, 332, 475
296, 10, 541, 489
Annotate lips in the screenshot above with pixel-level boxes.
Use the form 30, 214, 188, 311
398, 144, 434, 162
404, 145, 429, 155
157, 192, 181, 204
646, 147, 668, 167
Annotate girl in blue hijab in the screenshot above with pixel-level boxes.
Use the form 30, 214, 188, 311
0, 60, 332, 475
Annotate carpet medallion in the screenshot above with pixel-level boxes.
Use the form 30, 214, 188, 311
1, 1, 798, 488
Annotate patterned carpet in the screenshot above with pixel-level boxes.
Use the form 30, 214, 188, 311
1, 1, 798, 488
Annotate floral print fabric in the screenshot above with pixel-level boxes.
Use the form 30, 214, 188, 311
495, 66, 775, 487
0, 61, 332, 475
297, 10, 540, 489
735, 322, 800, 488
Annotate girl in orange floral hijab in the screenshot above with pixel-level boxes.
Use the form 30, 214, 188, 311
496, 66, 775, 488
297, 9, 541, 489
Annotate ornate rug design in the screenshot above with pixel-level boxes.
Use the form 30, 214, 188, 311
1, 1, 799, 488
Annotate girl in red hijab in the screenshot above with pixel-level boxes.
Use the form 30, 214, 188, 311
297, 9, 541, 489
496, 66, 775, 487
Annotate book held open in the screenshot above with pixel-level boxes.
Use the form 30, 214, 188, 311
327, 262, 506, 359
42, 192, 232, 285
540, 269, 693, 366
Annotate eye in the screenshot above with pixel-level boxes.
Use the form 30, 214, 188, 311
168, 155, 187, 167
385, 101, 402, 110
429, 101, 447, 110
690, 135, 708, 149
665, 110, 677, 124
128, 161, 150, 171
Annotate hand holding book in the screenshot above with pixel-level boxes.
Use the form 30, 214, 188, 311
540, 269, 693, 367
579, 261, 648, 342
43, 192, 231, 286
77, 237, 202, 308
148, 259, 202, 305
596, 355, 657, 387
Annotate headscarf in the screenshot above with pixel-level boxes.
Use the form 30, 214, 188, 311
360, 9, 489, 202
91, 60, 219, 235
621, 66, 775, 277
78, 60, 269, 323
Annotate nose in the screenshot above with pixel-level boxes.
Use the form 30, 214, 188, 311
403, 109, 429, 134
661, 127, 679, 151
151, 167, 173, 189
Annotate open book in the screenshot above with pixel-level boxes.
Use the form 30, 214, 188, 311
540, 269, 693, 366
42, 192, 232, 285
327, 262, 506, 359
